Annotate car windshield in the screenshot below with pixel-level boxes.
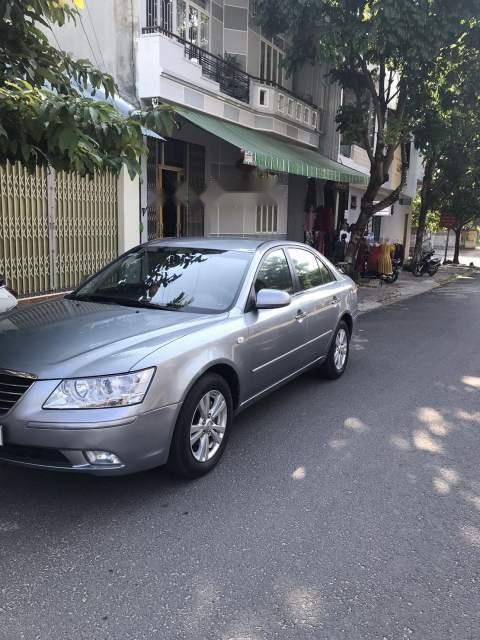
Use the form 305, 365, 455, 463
71, 246, 252, 313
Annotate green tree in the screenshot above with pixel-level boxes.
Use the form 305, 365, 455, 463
255, 0, 480, 271
0, 0, 174, 177
411, 192, 440, 234
412, 27, 480, 264
432, 135, 480, 263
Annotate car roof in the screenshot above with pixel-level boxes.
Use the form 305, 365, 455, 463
146, 237, 306, 254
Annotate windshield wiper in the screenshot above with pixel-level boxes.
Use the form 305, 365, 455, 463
67, 293, 124, 305
69, 293, 181, 311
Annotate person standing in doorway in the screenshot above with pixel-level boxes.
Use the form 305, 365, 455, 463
335, 233, 348, 264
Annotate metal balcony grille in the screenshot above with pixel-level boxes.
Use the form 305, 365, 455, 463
184, 42, 250, 103
0, 371, 36, 416
142, 25, 250, 104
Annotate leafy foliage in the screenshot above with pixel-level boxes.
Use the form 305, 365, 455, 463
411, 24, 480, 261
256, 0, 480, 267
411, 193, 440, 234
0, 0, 175, 177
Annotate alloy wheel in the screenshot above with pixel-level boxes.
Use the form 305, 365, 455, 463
190, 390, 228, 463
334, 328, 348, 371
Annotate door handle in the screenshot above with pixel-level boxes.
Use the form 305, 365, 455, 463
296, 309, 308, 322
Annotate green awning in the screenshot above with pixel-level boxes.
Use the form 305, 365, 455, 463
176, 106, 369, 186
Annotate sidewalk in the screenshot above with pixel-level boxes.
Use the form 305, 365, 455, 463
357, 263, 478, 314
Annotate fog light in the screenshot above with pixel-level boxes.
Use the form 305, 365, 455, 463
84, 450, 122, 465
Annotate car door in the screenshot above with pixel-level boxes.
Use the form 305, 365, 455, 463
243, 248, 309, 400
287, 248, 340, 360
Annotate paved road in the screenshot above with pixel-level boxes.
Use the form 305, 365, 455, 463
1, 274, 479, 640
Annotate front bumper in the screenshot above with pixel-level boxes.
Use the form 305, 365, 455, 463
0, 381, 180, 475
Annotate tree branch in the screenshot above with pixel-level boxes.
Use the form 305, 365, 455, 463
358, 55, 384, 141
379, 59, 386, 113
385, 83, 408, 171
361, 130, 375, 164
371, 142, 409, 214
385, 69, 395, 104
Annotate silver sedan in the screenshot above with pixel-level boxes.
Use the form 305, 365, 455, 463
0, 238, 358, 478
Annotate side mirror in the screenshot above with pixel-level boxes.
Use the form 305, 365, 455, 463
256, 289, 291, 310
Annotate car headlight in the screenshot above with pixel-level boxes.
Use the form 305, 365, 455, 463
43, 368, 155, 409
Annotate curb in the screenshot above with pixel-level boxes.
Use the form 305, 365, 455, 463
358, 269, 476, 316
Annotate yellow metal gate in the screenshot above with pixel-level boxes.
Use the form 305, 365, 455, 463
0, 162, 118, 297
0, 162, 50, 296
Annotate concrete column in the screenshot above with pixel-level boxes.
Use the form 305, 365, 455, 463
118, 166, 141, 254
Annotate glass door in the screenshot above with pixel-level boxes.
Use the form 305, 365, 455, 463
177, 0, 209, 49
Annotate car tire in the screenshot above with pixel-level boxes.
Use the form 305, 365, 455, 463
169, 373, 233, 479
320, 320, 350, 380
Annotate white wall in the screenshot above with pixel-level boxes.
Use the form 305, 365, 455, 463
49, 0, 138, 103
118, 167, 141, 253
380, 204, 411, 245
204, 188, 288, 238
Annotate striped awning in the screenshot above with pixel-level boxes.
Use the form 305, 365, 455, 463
176, 107, 368, 185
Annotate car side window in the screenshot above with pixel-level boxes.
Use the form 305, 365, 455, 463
255, 250, 293, 294
316, 258, 336, 285
288, 248, 324, 290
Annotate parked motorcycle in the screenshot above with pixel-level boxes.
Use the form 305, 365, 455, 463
413, 250, 442, 277
357, 257, 402, 284
0, 274, 17, 314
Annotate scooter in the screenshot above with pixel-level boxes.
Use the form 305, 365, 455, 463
359, 257, 402, 284
413, 250, 442, 277
0, 274, 17, 314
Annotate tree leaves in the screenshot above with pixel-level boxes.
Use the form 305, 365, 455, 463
257, 0, 480, 268
0, 0, 174, 176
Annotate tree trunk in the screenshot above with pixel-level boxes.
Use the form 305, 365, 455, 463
453, 227, 462, 264
344, 143, 410, 276
413, 154, 436, 266
344, 170, 383, 274
344, 204, 373, 274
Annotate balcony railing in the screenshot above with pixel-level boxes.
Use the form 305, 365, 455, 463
141, 25, 320, 114
142, 26, 250, 103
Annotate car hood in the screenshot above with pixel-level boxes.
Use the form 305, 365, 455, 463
0, 298, 223, 379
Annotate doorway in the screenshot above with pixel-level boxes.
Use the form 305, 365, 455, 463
158, 167, 184, 238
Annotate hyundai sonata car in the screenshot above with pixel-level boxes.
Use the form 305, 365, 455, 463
0, 238, 358, 478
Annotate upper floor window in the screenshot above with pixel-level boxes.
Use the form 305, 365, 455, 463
146, 0, 174, 30
177, 0, 210, 49
260, 37, 284, 87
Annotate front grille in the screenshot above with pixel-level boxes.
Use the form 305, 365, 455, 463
0, 371, 36, 416
0, 443, 70, 466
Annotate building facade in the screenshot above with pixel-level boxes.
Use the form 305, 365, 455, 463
136, 0, 366, 254
50, 0, 368, 257
51, 0, 425, 259
338, 117, 424, 251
